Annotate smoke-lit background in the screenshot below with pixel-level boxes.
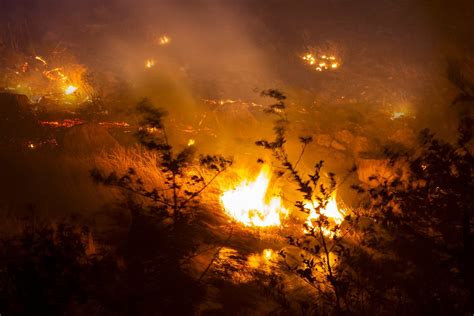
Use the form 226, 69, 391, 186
0, 0, 473, 223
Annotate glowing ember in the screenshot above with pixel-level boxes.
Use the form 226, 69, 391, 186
145, 59, 156, 68
64, 85, 78, 95
390, 111, 405, 120
305, 194, 345, 236
159, 35, 171, 45
98, 122, 131, 128
35, 56, 47, 65
220, 166, 288, 227
43, 68, 68, 81
40, 119, 84, 128
302, 53, 340, 72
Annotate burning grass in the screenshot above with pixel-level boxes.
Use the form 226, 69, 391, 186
220, 165, 289, 227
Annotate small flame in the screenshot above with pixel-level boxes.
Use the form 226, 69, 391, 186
145, 59, 155, 68
305, 194, 345, 236
390, 111, 405, 120
220, 166, 288, 227
159, 35, 171, 45
303, 53, 340, 72
64, 85, 78, 95
263, 249, 274, 260
187, 139, 195, 146
248, 248, 275, 270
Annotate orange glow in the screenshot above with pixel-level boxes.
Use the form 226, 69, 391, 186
35, 56, 47, 65
304, 194, 345, 236
145, 59, 156, 68
64, 85, 78, 95
159, 35, 171, 45
220, 166, 288, 227
247, 248, 276, 270
302, 53, 340, 72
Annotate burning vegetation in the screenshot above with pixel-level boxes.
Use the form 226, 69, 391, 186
220, 165, 288, 227
0, 1, 473, 315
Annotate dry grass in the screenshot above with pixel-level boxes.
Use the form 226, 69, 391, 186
94, 145, 165, 188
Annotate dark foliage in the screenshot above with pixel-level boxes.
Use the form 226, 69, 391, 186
256, 84, 473, 315
350, 119, 473, 314
92, 98, 232, 228
0, 219, 115, 315
89, 98, 232, 314
256, 90, 356, 314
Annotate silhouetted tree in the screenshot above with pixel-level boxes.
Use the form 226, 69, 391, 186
351, 123, 473, 314
90, 98, 232, 314
92, 98, 232, 230
256, 90, 356, 314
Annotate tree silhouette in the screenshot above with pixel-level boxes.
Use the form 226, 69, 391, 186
92, 98, 232, 230
255, 89, 356, 314
90, 98, 232, 313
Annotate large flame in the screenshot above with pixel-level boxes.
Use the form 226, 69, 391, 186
220, 166, 288, 227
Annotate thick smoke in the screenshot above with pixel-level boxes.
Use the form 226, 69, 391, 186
0, 0, 473, 218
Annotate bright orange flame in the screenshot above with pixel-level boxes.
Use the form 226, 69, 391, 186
220, 166, 288, 227
64, 85, 78, 95
248, 248, 275, 270
263, 249, 274, 260
305, 194, 345, 236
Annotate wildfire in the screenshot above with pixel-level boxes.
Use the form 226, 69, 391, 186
302, 53, 340, 72
145, 59, 156, 68
390, 111, 405, 120
6, 53, 90, 103
247, 249, 276, 270
304, 194, 345, 236
98, 122, 131, 129
64, 85, 78, 95
40, 119, 84, 128
220, 166, 288, 227
159, 35, 171, 45
35, 56, 47, 65
43, 68, 68, 81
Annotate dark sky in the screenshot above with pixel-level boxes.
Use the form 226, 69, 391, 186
1, 0, 473, 109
